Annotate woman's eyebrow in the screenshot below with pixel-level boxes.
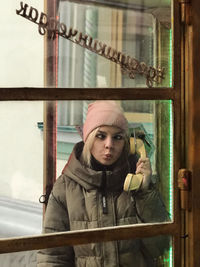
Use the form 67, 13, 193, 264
97, 130, 124, 135
97, 130, 106, 134
113, 131, 124, 135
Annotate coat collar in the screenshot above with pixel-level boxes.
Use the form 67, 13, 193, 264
62, 142, 131, 192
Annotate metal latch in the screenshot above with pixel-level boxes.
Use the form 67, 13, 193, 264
178, 169, 192, 210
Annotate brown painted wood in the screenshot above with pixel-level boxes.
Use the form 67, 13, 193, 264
0, 88, 175, 100
42, 0, 58, 211
0, 1, 184, 266
172, 1, 183, 266
43, 101, 57, 212
0, 222, 176, 254
185, 0, 200, 266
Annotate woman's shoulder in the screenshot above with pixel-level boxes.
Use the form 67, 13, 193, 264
50, 175, 69, 202
53, 174, 66, 187
53, 174, 78, 195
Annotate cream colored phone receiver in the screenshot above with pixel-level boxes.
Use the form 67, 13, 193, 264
124, 137, 146, 191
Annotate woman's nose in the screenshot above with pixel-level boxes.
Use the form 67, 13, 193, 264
104, 136, 113, 149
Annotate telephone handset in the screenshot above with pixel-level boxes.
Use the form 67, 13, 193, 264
123, 137, 146, 192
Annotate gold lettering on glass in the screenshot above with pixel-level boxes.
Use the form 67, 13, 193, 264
16, 1, 165, 87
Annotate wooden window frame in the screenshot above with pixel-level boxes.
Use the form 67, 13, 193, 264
1, 0, 195, 266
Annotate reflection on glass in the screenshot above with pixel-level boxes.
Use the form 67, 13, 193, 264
0, 101, 43, 238
37, 236, 173, 266
58, 1, 172, 88
1, 1, 172, 88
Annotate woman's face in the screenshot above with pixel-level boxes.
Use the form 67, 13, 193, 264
91, 126, 125, 166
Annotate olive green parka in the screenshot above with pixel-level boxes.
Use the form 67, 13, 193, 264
37, 142, 169, 267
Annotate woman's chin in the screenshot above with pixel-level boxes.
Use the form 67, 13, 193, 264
100, 158, 115, 165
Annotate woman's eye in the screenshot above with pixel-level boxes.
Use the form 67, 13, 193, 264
96, 134, 106, 139
114, 135, 123, 140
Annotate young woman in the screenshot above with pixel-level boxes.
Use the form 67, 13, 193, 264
37, 101, 169, 267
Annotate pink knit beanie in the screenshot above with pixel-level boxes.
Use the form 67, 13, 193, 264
83, 101, 128, 142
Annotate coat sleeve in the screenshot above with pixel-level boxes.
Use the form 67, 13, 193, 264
134, 187, 171, 259
37, 176, 75, 267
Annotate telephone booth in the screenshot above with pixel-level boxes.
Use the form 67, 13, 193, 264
0, 0, 200, 266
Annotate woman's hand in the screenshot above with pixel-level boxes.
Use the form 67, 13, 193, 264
136, 157, 152, 191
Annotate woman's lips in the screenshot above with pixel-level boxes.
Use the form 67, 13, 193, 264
104, 154, 112, 159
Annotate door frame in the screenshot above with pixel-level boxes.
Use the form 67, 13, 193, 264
0, 0, 189, 266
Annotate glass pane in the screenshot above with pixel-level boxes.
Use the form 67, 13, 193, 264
0, 250, 37, 267
1, 1, 44, 87
56, 100, 173, 220
1, 0, 172, 88
37, 236, 173, 266
58, 0, 172, 88
0, 100, 173, 242
0, 101, 43, 238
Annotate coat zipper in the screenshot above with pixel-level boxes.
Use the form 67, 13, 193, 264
111, 192, 120, 266
101, 170, 108, 214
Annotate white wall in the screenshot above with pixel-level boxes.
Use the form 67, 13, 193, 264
0, 0, 45, 202
0, 0, 44, 87
0, 101, 43, 202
